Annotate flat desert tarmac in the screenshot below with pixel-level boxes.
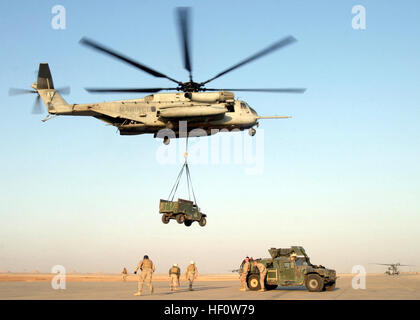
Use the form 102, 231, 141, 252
1, 273, 419, 300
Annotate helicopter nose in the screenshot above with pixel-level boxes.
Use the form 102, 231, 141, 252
249, 106, 258, 116
249, 106, 259, 124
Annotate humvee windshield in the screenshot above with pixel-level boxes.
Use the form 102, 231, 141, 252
296, 258, 308, 266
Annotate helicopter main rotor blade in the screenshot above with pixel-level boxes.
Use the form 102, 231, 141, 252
85, 87, 179, 94
201, 36, 297, 85
8, 88, 37, 96
177, 7, 193, 81
80, 37, 181, 85
31, 94, 43, 114
204, 88, 306, 93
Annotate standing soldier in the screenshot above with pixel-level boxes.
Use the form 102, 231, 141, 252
133, 255, 155, 296
169, 263, 181, 291
121, 267, 128, 281
290, 252, 297, 268
253, 260, 267, 292
240, 257, 250, 291
185, 261, 198, 291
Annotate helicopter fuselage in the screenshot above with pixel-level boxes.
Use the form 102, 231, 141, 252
45, 90, 260, 138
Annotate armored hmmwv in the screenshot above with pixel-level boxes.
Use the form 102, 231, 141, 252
160, 198, 206, 227
159, 136, 207, 227
240, 246, 337, 292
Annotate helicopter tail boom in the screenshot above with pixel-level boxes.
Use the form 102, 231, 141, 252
34, 63, 71, 114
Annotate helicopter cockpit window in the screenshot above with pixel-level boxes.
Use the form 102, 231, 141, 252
240, 102, 247, 109
226, 104, 235, 112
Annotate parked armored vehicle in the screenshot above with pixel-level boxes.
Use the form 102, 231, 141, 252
240, 246, 336, 292
160, 198, 206, 227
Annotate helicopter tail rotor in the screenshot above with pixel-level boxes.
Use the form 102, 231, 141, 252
9, 63, 71, 115
9, 87, 43, 114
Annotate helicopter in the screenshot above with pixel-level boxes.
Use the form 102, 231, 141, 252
374, 263, 414, 276
9, 7, 305, 145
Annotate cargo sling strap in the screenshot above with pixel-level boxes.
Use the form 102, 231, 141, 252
167, 137, 198, 205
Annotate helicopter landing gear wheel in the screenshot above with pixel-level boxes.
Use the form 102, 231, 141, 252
176, 214, 185, 224
165, 121, 174, 130
184, 220, 192, 227
162, 214, 170, 224
163, 136, 170, 145
249, 128, 256, 136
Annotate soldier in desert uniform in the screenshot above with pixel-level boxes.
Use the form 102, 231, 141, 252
240, 257, 250, 291
121, 267, 128, 281
185, 261, 198, 291
290, 252, 297, 268
169, 263, 181, 291
253, 260, 267, 292
133, 255, 155, 296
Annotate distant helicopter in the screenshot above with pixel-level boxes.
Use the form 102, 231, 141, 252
374, 263, 414, 276
9, 7, 305, 145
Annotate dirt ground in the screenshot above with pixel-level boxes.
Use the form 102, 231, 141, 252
1, 273, 420, 300
0, 273, 238, 282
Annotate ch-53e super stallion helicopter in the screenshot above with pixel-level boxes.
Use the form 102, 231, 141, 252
10, 7, 305, 145
374, 263, 415, 276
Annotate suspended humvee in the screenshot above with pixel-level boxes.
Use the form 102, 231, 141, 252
240, 246, 336, 292
160, 198, 206, 227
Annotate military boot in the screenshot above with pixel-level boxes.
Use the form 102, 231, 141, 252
150, 285, 154, 294
134, 291, 142, 296
189, 284, 193, 291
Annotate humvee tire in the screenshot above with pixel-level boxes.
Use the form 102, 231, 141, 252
247, 274, 261, 291
162, 214, 170, 224
324, 281, 336, 291
199, 217, 206, 227
305, 274, 324, 292
184, 220, 192, 227
176, 214, 185, 224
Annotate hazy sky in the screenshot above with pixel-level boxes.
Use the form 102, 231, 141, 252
0, 0, 419, 274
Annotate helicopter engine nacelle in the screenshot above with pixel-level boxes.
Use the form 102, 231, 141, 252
184, 91, 234, 103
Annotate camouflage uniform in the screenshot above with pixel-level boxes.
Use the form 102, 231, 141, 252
186, 263, 198, 290
169, 265, 181, 291
134, 258, 155, 295
255, 262, 267, 291
240, 260, 250, 291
